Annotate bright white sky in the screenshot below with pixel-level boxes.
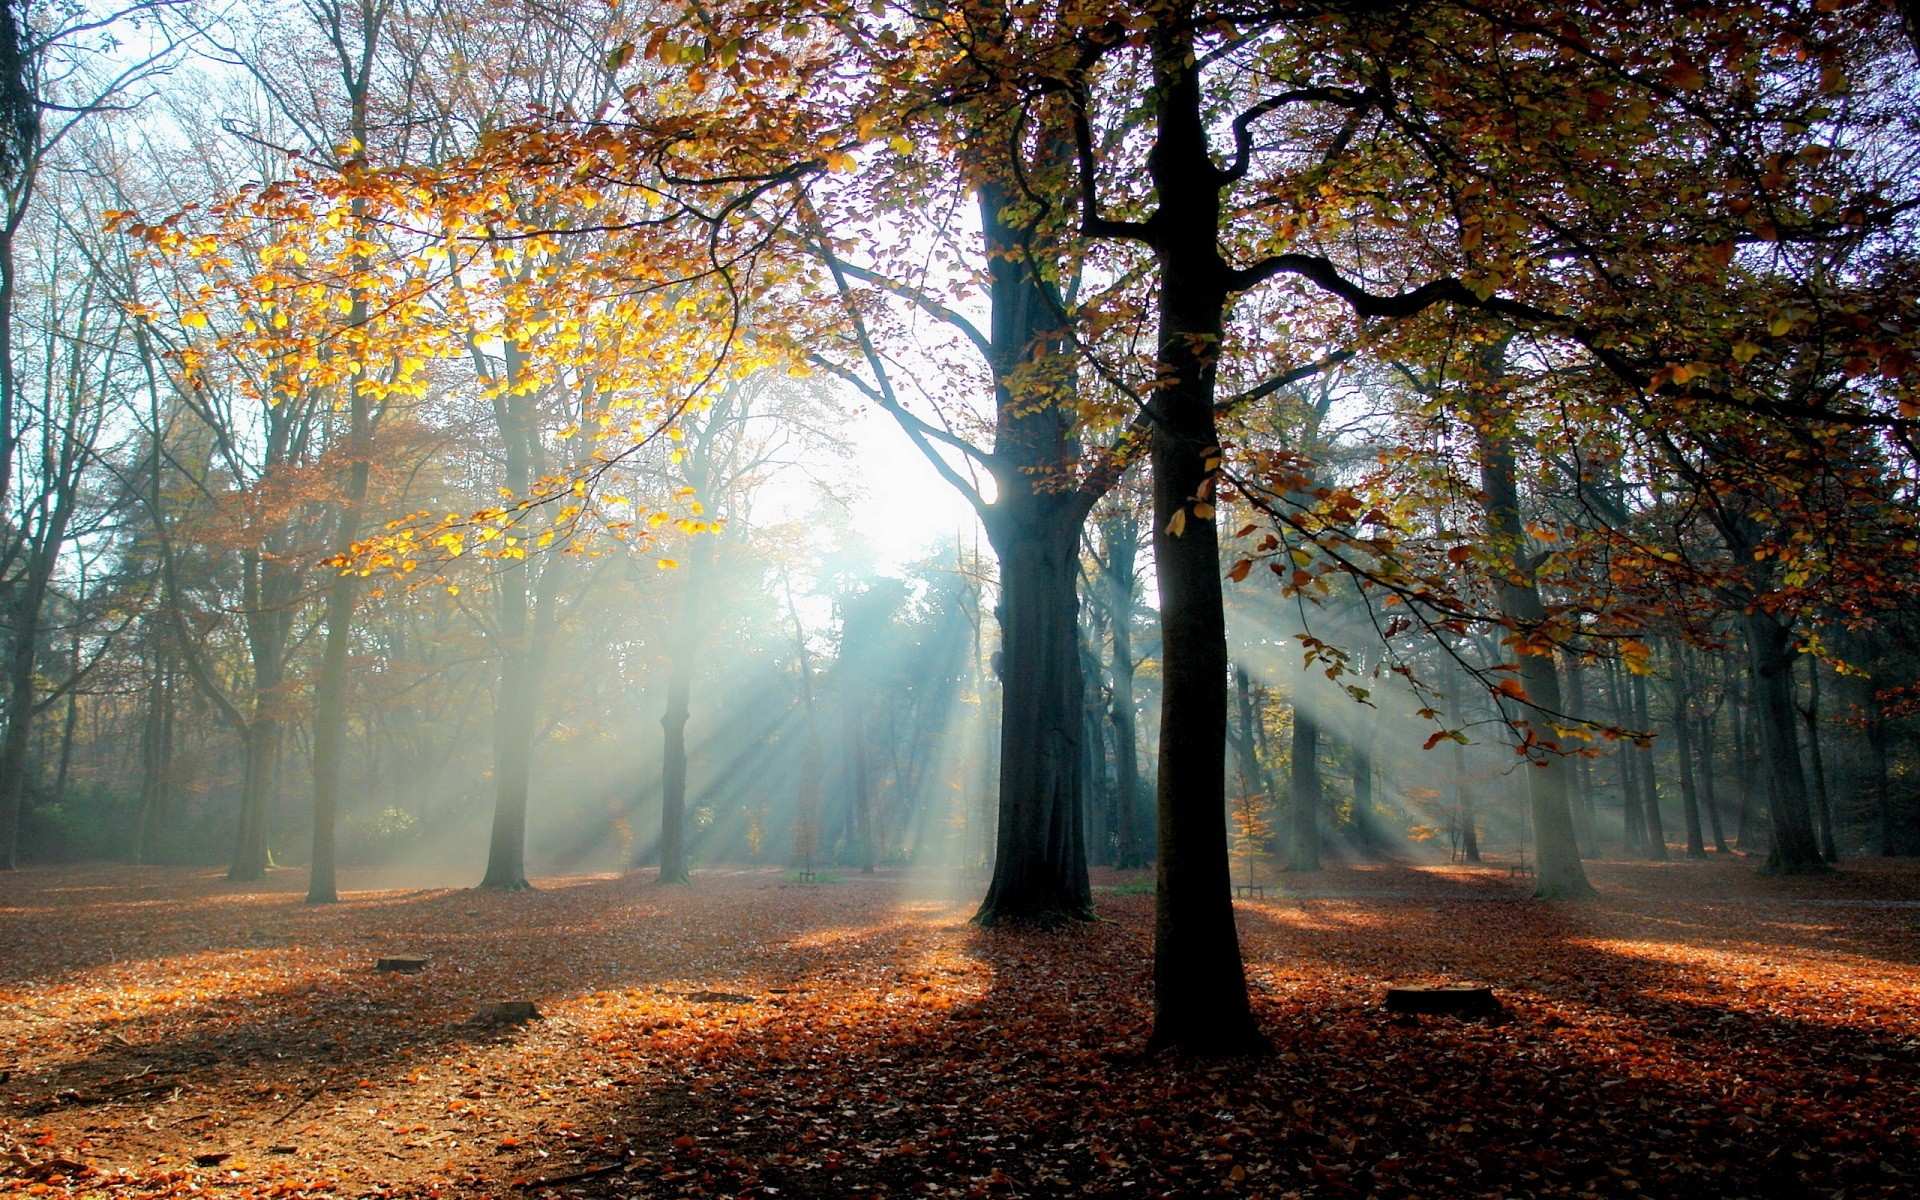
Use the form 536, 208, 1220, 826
756, 388, 985, 575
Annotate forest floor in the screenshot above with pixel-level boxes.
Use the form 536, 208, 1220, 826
3, 854, 1918, 1200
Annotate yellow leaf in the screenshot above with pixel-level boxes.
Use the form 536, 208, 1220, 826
657, 558, 680, 570
1166, 508, 1187, 538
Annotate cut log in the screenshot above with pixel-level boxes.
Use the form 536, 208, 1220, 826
473, 1001, 540, 1026
375, 954, 429, 973
1385, 983, 1500, 1017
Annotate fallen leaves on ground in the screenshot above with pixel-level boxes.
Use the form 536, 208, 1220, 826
2, 856, 1917, 1198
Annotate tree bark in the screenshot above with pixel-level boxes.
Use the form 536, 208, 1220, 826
1697, 713, 1730, 854
968, 172, 1100, 925
1351, 723, 1378, 855
654, 535, 715, 886
1101, 513, 1148, 870
1743, 611, 1827, 872
1799, 652, 1838, 863
1470, 400, 1593, 897
1672, 664, 1707, 858
1138, 25, 1263, 1055
1630, 670, 1668, 860
1286, 700, 1321, 871
976, 520, 1091, 920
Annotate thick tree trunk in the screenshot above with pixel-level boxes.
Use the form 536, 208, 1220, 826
965, 178, 1100, 924
229, 717, 279, 881
1743, 612, 1827, 872
975, 521, 1091, 922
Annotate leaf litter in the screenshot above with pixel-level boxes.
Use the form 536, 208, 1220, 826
2, 858, 1917, 1198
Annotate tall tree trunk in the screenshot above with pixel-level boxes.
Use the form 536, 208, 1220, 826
0, 605, 38, 869
654, 537, 715, 886
1799, 653, 1838, 863
1286, 700, 1321, 871
1563, 651, 1597, 857
1229, 666, 1267, 829
229, 716, 280, 881
1672, 666, 1707, 859
309, 43, 380, 897
976, 520, 1091, 920
1743, 611, 1827, 872
132, 652, 173, 865
1630, 671, 1668, 860
1446, 667, 1479, 864
307, 389, 371, 900
1102, 513, 1147, 870
1697, 713, 1730, 854
1351, 721, 1377, 855
1085, 634, 1112, 867
1138, 25, 1261, 1055
1867, 697, 1892, 856
1471, 403, 1593, 897
1733, 662, 1758, 850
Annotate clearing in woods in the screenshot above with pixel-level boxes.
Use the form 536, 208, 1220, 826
2, 859, 1918, 1198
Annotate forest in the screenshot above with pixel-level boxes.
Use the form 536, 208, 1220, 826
1, 0, 1919, 1197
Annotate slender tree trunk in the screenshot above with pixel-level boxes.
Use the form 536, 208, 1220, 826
1868, 707, 1892, 857
1085, 636, 1112, 867
133, 653, 171, 864
1563, 651, 1597, 857
1698, 714, 1730, 854
1743, 611, 1827, 872
1672, 668, 1707, 858
1630, 671, 1668, 859
1471, 406, 1592, 896
1139, 26, 1261, 1055
1352, 719, 1377, 855
1444, 667, 1479, 864
309, 42, 380, 894
307, 396, 370, 900
654, 537, 715, 886
1103, 514, 1147, 869
1733, 665, 1757, 850
1286, 700, 1321, 871
1800, 653, 1838, 863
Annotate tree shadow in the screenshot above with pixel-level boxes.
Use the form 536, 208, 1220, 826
4, 861, 1916, 1198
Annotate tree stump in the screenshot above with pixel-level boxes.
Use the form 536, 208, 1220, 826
375, 954, 429, 973
1385, 983, 1500, 1017
473, 1001, 539, 1026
